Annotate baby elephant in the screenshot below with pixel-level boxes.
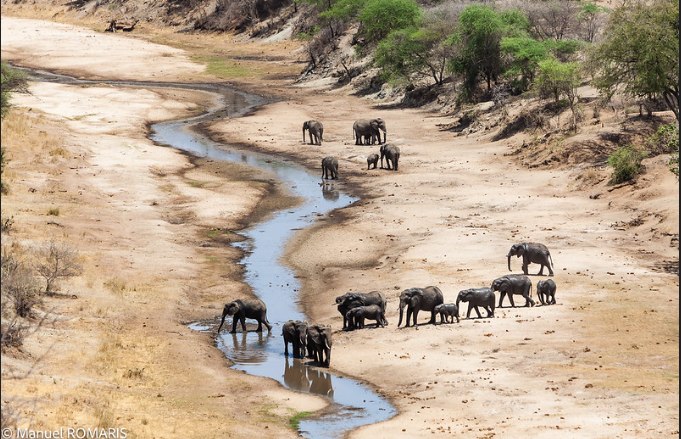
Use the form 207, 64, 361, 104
367, 153, 379, 170
345, 304, 385, 329
536, 279, 557, 305
434, 303, 459, 324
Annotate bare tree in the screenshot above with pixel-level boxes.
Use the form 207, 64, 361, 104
527, 0, 582, 40
33, 240, 83, 294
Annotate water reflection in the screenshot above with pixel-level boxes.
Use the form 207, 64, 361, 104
284, 357, 335, 397
321, 181, 340, 201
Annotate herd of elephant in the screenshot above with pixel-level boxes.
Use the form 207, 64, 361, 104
215, 242, 557, 368
304, 118, 400, 181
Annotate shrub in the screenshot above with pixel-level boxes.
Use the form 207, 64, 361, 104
607, 144, 648, 184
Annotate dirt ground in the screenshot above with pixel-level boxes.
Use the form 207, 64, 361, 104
1, 14, 678, 439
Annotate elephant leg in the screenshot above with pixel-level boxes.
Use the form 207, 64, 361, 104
429, 310, 437, 324
412, 310, 419, 326
509, 294, 516, 307
498, 293, 505, 308
485, 306, 494, 318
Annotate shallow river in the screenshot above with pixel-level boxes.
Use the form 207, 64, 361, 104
146, 85, 397, 437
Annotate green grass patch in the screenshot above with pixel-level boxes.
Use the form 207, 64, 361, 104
289, 411, 313, 430
192, 56, 256, 79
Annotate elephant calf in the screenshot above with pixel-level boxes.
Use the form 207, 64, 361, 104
321, 156, 338, 180
434, 303, 459, 324
367, 153, 379, 170
346, 304, 385, 329
335, 291, 388, 329
537, 279, 557, 305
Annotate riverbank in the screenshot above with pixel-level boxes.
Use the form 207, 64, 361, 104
2, 14, 679, 439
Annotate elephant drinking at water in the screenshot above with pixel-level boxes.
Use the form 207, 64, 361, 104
397, 286, 444, 327
353, 118, 386, 145
283, 320, 308, 358
507, 242, 554, 276
217, 298, 273, 333
307, 324, 333, 367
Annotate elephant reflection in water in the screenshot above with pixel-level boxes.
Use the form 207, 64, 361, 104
284, 357, 311, 392
308, 367, 334, 397
320, 181, 340, 201
224, 331, 270, 364
283, 358, 334, 397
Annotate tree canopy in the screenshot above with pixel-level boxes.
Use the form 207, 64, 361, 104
587, 0, 679, 119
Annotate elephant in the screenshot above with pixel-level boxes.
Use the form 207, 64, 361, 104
353, 118, 387, 145
307, 324, 332, 367
367, 153, 379, 170
434, 303, 459, 324
217, 298, 273, 333
380, 144, 400, 170
507, 242, 554, 276
536, 279, 557, 305
335, 291, 388, 329
456, 288, 495, 319
492, 275, 535, 308
345, 304, 385, 329
283, 320, 308, 358
397, 286, 444, 327
321, 156, 338, 180
303, 120, 323, 145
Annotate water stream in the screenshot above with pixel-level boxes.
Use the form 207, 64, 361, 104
145, 86, 398, 437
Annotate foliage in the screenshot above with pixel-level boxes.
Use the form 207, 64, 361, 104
501, 37, 552, 91
607, 144, 649, 184
535, 59, 580, 104
578, 1, 611, 43
645, 122, 679, 177
320, 0, 367, 22
447, 4, 504, 99
1, 62, 28, 120
1, 253, 41, 318
357, 0, 422, 44
586, 0, 679, 120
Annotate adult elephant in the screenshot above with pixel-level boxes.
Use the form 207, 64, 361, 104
492, 275, 535, 308
303, 120, 323, 145
537, 279, 557, 305
380, 144, 400, 170
217, 298, 273, 333
321, 156, 338, 180
335, 291, 387, 329
397, 286, 444, 327
507, 242, 554, 276
283, 320, 308, 358
456, 288, 495, 319
353, 118, 386, 145
307, 324, 333, 367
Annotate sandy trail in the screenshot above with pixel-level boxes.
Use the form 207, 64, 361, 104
1, 15, 678, 439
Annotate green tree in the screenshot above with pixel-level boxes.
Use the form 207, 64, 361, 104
587, 0, 679, 120
578, 1, 611, 43
608, 144, 649, 183
357, 0, 421, 44
447, 4, 504, 99
501, 37, 551, 91
320, 0, 367, 22
535, 59, 581, 128
1, 62, 28, 120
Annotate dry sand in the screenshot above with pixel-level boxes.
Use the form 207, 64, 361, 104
1, 15, 678, 439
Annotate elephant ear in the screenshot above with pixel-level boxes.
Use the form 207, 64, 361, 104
409, 289, 424, 305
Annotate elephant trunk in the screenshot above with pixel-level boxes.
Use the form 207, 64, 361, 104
217, 308, 228, 333
397, 301, 405, 327
455, 295, 462, 315
507, 254, 512, 271
302, 127, 306, 143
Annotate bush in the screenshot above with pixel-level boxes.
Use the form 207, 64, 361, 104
607, 144, 648, 184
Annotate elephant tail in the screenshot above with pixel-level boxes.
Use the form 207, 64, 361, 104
549, 252, 554, 268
